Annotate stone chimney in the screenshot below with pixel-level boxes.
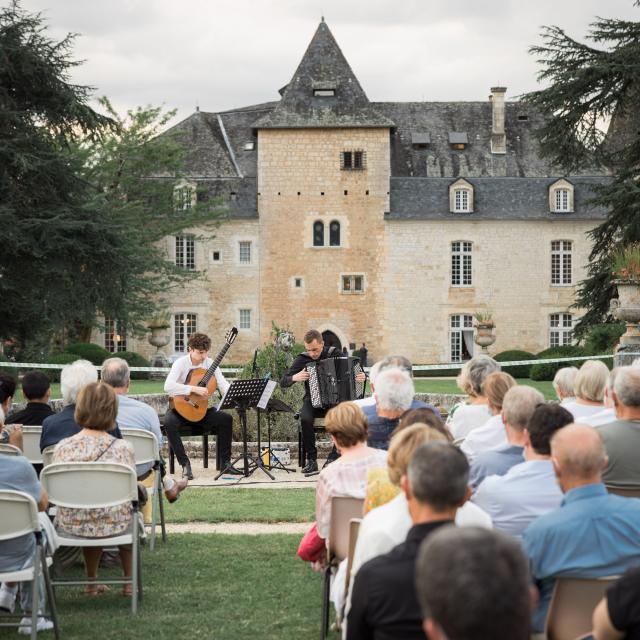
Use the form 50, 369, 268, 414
490, 86, 507, 154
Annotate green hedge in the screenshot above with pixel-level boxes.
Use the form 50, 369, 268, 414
66, 343, 111, 366
494, 350, 537, 379
530, 345, 590, 381
117, 351, 151, 380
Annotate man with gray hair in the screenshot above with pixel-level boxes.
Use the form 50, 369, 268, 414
363, 361, 438, 450
40, 359, 122, 451
523, 424, 640, 633
101, 358, 187, 502
416, 527, 531, 640
469, 386, 544, 490
347, 442, 470, 639
596, 366, 640, 488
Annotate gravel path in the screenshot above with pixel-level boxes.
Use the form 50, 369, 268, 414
165, 522, 310, 535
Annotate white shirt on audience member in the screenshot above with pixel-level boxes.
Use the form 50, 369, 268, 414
580, 407, 616, 427
460, 414, 506, 461
472, 459, 562, 541
447, 403, 492, 441
562, 401, 605, 421
352, 396, 376, 408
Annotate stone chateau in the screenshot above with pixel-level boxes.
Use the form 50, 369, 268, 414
98, 19, 611, 366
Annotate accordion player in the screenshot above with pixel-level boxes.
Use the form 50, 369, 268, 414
306, 356, 366, 409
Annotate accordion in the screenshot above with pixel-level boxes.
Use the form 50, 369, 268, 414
307, 356, 365, 409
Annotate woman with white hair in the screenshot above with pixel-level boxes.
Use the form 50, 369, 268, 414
553, 367, 578, 406
446, 355, 501, 441
563, 360, 609, 420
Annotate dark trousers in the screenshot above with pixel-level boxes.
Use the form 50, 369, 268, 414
300, 397, 326, 461
164, 407, 233, 467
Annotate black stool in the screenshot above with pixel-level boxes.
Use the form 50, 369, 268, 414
162, 422, 221, 474
297, 416, 326, 467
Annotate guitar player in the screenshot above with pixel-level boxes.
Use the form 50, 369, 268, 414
164, 332, 241, 479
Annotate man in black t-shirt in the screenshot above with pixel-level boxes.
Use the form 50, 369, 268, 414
6, 371, 54, 426
280, 329, 340, 473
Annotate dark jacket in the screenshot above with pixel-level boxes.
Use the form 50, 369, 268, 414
280, 346, 340, 398
7, 402, 54, 426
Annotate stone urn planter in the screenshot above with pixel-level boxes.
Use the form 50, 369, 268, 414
610, 279, 640, 363
474, 323, 496, 353
148, 323, 171, 367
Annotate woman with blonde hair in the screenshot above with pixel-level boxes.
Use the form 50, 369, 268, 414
460, 372, 517, 461
563, 360, 609, 420
52, 382, 136, 596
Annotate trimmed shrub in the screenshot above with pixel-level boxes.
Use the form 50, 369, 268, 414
66, 343, 111, 366
493, 350, 536, 379
44, 352, 79, 382
583, 323, 625, 354
530, 345, 590, 381
117, 351, 151, 380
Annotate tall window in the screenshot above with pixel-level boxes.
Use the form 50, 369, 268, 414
549, 313, 573, 347
329, 220, 341, 247
105, 318, 127, 353
174, 313, 197, 352
451, 241, 473, 286
450, 314, 474, 362
239, 309, 251, 330
555, 189, 570, 212
239, 241, 252, 264
313, 221, 325, 247
454, 189, 470, 213
175, 235, 195, 270
551, 240, 573, 285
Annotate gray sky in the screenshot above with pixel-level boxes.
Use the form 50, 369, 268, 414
20, 0, 640, 126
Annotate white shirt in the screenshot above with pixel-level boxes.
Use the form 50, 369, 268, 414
164, 354, 230, 397
447, 403, 492, 441
563, 401, 606, 421
580, 407, 616, 427
460, 414, 506, 461
472, 459, 563, 541
352, 396, 376, 408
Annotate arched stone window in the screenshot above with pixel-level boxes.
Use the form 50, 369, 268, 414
329, 220, 341, 246
449, 178, 474, 213
313, 221, 325, 247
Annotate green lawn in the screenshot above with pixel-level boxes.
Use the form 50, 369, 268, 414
167, 488, 316, 523
51, 534, 323, 640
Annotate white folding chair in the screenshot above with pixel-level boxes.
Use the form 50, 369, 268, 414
21, 426, 43, 465
0, 442, 22, 456
121, 428, 167, 551
40, 462, 143, 614
321, 497, 364, 640
41, 445, 56, 468
0, 490, 59, 640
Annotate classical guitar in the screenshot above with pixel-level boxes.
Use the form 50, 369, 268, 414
170, 327, 238, 422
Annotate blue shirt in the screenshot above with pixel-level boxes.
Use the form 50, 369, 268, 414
523, 483, 640, 632
469, 444, 524, 490
363, 398, 438, 450
472, 459, 562, 541
116, 394, 163, 476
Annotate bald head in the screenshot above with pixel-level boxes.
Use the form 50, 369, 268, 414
551, 424, 607, 489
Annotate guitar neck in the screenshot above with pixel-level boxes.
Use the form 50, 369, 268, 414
199, 343, 231, 386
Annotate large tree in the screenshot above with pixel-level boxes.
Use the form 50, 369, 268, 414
522, 2, 640, 338
0, 3, 220, 354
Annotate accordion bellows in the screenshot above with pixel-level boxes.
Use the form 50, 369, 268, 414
306, 356, 365, 409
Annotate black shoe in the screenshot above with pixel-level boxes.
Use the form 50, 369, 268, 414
182, 460, 194, 480
221, 460, 243, 476
302, 460, 318, 474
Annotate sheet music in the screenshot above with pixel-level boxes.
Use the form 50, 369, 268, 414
257, 380, 277, 410
216, 387, 230, 412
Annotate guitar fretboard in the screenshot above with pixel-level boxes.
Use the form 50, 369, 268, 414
198, 342, 231, 386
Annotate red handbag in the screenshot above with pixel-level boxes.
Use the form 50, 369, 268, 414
297, 522, 326, 562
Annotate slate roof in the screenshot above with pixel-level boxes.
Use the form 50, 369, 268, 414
388, 176, 610, 220
251, 20, 394, 130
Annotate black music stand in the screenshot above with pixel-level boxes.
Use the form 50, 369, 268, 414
215, 378, 276, 480
257, 397, 296, 474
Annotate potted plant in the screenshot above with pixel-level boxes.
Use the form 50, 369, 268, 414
609, 244, 640, 351
473, 311, 496, 353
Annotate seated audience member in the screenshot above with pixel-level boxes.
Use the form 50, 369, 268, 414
41, 359, 122, 451
563, 360, 608, 420
353, 361, 383, 409
523, 425, 640, 633
315, 402, 387, 541
0, 373, 22, 449
582, 367, 618, 427
446, 355, 501, 441
52, 382, 136, 596
0, 405, 54, 633
6, 371, 54, 425
553, 366, 578, 406
472, 403, 572, 540
101, 357, 187, 503
416, 527, 531, 640
364, 366, 436, 450
346, 442, 470, 640
461, 372, 516, 460
596, 366, 640, 489
592, 566, 640, 640
469, 386, 543, 490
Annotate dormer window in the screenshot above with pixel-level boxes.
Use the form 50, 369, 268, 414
411, 132, 430, 149
449, 132, 468, 150
174, 181, 196, 211
341, 150, 366, 171
549, 179, 574, 213
313, 81, 336, 97
449, 178, 474, 214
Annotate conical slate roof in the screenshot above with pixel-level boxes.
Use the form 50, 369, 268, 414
253, 20, 394, 129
